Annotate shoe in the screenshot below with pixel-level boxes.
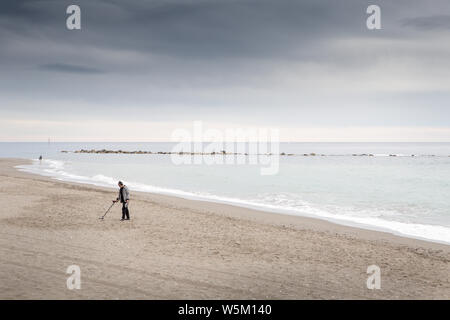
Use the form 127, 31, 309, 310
120, 218, 125, 221
125, 218, 130, 220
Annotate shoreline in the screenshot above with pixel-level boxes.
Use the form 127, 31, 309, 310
16, 157, 450, 247
0, 158, 449, 299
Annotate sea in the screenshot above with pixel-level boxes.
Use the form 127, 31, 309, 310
1, 142, 449, 244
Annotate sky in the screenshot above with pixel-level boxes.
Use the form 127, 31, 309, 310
1, 0, 450, 141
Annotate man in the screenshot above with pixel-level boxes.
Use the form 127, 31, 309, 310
113, 181, 130, 221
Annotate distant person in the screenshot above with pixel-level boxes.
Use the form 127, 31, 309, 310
113, 181, 130, 221
39, 155, 42, 163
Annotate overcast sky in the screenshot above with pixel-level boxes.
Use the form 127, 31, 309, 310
1, 0, 450, 141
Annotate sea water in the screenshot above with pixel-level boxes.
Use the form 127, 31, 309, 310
1, 142, 449, 244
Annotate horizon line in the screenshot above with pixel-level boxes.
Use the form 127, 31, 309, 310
1, 141, 450, 143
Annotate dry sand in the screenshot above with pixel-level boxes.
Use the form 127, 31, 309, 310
0, 158, 448, 299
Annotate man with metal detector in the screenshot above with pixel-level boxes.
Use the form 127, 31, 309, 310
113, 181, 130, 221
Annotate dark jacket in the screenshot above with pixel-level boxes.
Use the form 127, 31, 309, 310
117, 185, 130, 203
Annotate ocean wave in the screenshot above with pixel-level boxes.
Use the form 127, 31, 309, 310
16, 158, 450, 245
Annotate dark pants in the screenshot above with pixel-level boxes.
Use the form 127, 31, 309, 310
121, 202, 130, 220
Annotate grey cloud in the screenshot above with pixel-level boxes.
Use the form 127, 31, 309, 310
0, 0, 372, 60
39, 63, 105, 74
0, 0, 450, 129
402, 15, 450, 30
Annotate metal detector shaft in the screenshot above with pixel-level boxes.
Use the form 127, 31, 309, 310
100, 202, 116, 220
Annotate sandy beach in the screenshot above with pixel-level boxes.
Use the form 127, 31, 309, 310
0, 158, 448, 299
